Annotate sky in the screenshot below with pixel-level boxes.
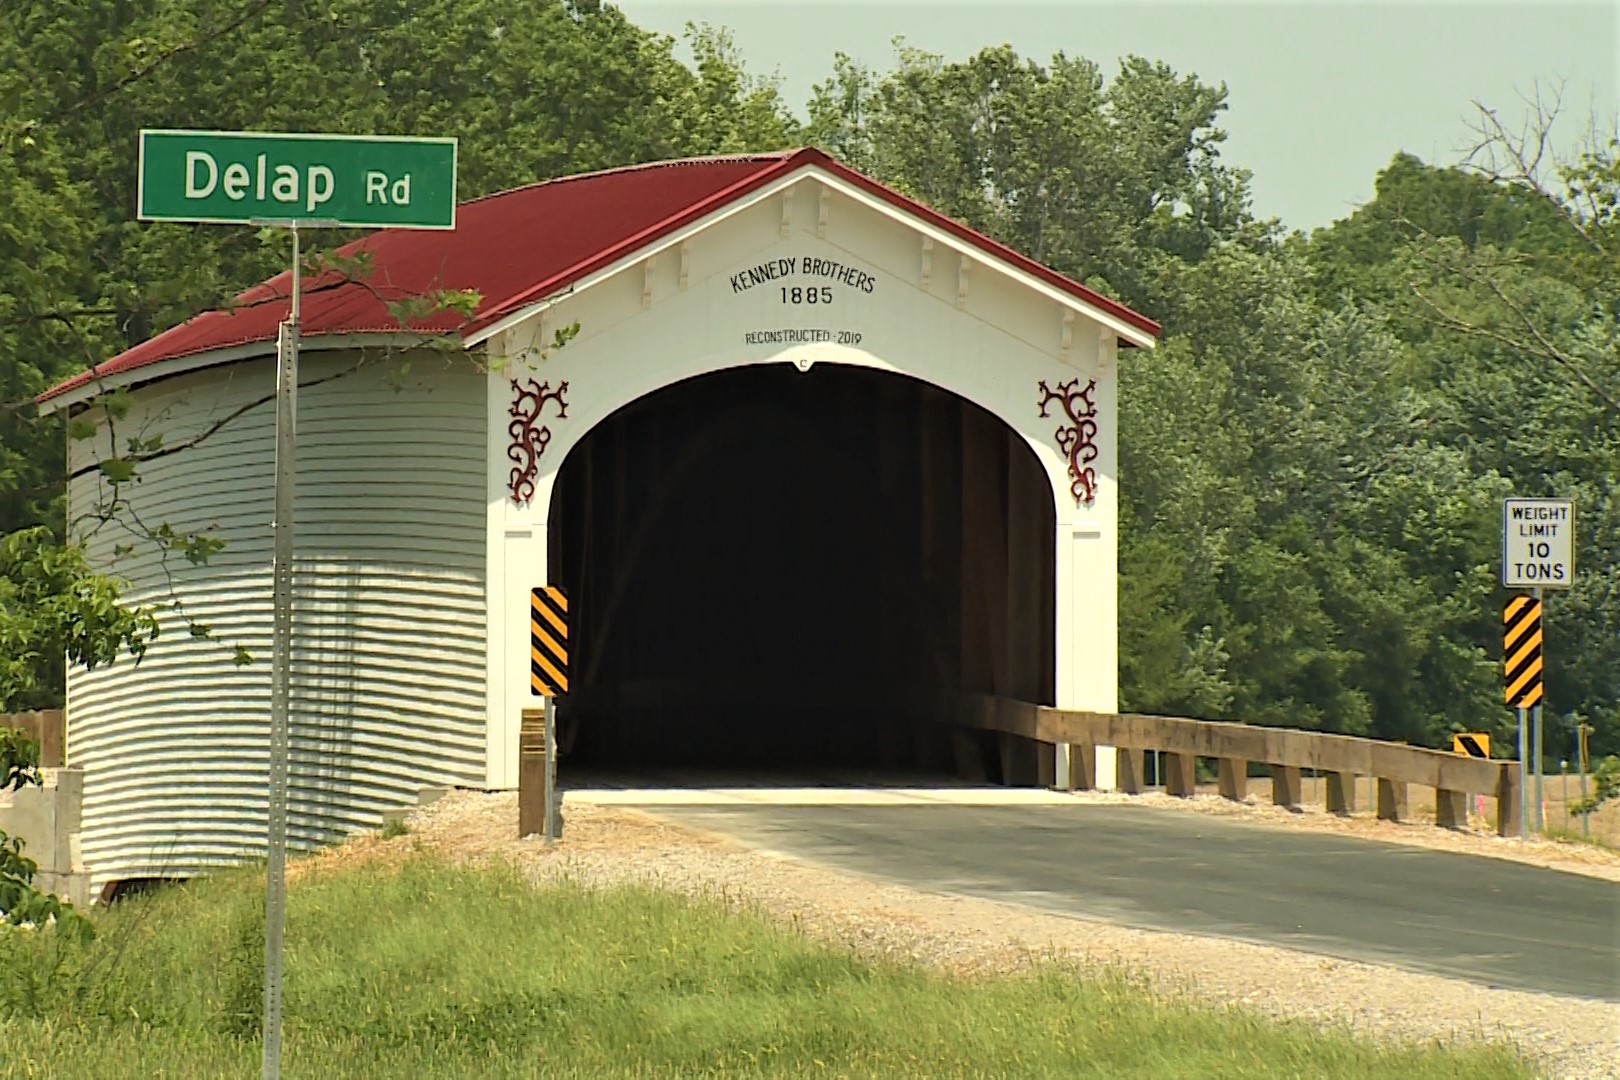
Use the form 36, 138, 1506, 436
611, 0, 1619, 233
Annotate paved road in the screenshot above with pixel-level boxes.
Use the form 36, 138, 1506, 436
620, 798, 1620, 1001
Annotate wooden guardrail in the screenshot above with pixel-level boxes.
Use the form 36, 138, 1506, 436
1, 709, 65, 767
952, 698, 1521, 837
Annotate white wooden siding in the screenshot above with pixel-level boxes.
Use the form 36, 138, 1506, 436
65, 352, 487, 885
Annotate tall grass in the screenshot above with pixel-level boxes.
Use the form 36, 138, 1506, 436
0, 856, 1537, 1079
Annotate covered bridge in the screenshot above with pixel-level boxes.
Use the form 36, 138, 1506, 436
39, 148, 1158, 886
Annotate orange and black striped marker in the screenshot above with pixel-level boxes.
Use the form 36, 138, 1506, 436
1452, 732, 1490, 758
530, 586, 569, 698
1503, 595, 1542, 709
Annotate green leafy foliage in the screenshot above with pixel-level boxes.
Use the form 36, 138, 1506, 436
0, 1, 798, 705
0, 8, 1611, 762
0, 527, 159, 712
1302, 132, 1618, 756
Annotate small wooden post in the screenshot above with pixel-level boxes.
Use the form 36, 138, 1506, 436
1271, 765, 1302, 809
1164, 751, 1196, 797
1495, 763, 1522, 838
1217, 758, 1247, 801
1063, 744, 1097, 791
1376, 777, 1407, 822
1325, 771, 1357, 815
1115, 748, 1145, 794
1435, 788, 1468, 830
518, 708, 548, 838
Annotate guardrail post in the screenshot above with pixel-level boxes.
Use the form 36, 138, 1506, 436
1376, 777, 1407, 822
1163, 752, 1196, 797
1270, 765, 1302, 809
1434, 788, 1467, 829
1495, 763, 1521, 838
1217, 757, 1247, 801
1325, 771, 1356, 815
1116, 748, 1144, 794
1061, 744, 1096, 791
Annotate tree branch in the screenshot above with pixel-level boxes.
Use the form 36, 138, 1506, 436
0, 308, 121, 329
1459, 85, 1608, 258
63, 339, 452, 485
1408, 281, 1619, 413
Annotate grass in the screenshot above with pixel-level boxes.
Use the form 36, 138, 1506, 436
1538, 824, 1616, 850
0, 856, 1538, 1079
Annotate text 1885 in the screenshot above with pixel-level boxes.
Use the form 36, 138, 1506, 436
782, 286, 833, 304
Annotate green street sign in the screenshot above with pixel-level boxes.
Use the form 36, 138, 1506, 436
137, 129, 457, 229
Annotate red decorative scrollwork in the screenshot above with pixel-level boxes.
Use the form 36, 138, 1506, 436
507, 378, 570, 505
1037, 378, 1099, 505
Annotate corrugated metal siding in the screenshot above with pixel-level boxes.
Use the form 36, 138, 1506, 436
65, 353, 487, 884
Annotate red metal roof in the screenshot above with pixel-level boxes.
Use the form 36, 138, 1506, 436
40, 148, 1158, 405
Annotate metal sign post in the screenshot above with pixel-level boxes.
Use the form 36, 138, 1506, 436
1578, 721, 1592, 838
1516, 706, 1529, 839
261, 224, 300, 1080
544, 695, 559, 843
1531, 585, 1543, 833
255, 218, 341, 1079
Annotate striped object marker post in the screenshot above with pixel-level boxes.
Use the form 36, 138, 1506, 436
530, 586, 569, 698
530, 586, 569, 843
1504, 594, 1543, 838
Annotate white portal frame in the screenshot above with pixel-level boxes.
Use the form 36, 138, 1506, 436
480, 164, 1138, 790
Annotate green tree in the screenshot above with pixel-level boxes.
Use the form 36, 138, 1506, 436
1305, 93, 1617, 756
0, 0, 799, 706
806, 42, 1269, 315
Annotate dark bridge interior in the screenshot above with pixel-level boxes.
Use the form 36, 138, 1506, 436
549, 363, 1055, 781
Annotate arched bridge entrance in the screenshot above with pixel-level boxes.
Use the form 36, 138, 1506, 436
549, 363, 1055, 779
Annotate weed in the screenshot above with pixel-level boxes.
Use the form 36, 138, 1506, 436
1538, 825, 1616, 850
0, 856, 1537, 1079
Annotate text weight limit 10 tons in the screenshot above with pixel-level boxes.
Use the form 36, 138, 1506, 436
1502, 498, 1574, 589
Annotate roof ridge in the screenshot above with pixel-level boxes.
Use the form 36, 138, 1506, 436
456, 150, 801, 209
